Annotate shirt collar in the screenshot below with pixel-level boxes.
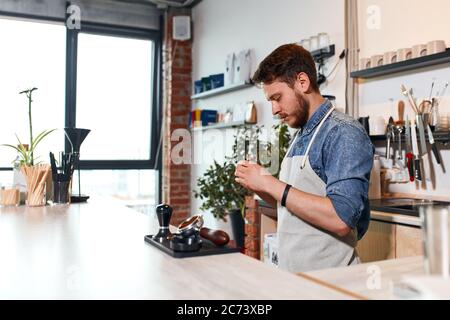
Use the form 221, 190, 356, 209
302, 99, 332, 134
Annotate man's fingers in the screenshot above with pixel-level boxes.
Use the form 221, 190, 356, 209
237, 160, 250, 167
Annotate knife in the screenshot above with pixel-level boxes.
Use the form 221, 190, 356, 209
416, 114, 428, 155
386, 117, 394, 160
405, 118, 414, 182
426, 123, 443, 168
411, 119, 422, 181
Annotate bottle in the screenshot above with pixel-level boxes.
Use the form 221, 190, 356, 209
369, 155, 382, 199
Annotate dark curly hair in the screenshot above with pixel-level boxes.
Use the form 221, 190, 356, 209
252, 43, 319, 92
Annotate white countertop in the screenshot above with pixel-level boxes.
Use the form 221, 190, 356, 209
0, 198, 354, 300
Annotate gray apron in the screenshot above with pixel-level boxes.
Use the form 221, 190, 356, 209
277, 106, 359, 273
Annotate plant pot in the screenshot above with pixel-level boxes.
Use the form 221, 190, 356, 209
228, 209, 245, 249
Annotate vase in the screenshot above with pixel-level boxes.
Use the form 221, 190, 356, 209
21, 165, 51, 207
229, 209, 245, 249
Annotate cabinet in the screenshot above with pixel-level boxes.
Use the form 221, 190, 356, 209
257, 204, 423, 263
357, 220, 423, 263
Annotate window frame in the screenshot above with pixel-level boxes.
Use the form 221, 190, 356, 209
0, 16, 163, 172
67, 22, 162, 170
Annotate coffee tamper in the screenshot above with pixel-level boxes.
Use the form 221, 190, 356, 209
153, 204, 173, 243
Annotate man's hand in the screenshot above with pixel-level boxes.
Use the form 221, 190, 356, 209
234, 161, 274, 193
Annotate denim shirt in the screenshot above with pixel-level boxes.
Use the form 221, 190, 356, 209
287, 100, 374, 239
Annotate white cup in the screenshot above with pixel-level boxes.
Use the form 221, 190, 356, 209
369, 116, 386, 135
309, 35, 319, 51
397, 48, 413, 62
359, 58, 371, 70
370, 54, 384, 67
412, 44, 427, 58
427, 40, 446, 55
383, 51, 397, 64
300, 39, 311, 51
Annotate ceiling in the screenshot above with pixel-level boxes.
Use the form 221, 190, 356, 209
109, 0, 202, 9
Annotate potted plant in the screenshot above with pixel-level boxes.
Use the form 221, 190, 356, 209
194, 124, 291, 248
2, 88, 56, 206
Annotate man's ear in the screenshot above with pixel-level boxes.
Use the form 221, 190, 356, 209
295, 72, 312, 94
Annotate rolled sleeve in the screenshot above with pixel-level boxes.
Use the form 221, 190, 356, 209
323, 124, 374, 237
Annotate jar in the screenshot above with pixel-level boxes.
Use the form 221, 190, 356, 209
318, 32, 330, 50
0, 184, 21, 207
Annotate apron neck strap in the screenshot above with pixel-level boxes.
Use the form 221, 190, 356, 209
300, 106, 336, 169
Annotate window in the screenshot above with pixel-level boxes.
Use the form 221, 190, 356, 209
0, 17, 162, 206
76, 33, 153, 161
0, 18, 65, 168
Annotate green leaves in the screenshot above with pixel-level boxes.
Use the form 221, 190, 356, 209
194, 124, 291, 221
1, 129, 56, 166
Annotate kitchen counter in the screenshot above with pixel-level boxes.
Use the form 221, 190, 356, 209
0, 198, 356, 300
258, 198, 423, 227
302, 256, 425, 300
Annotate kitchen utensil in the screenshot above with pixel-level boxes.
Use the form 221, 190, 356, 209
417, 113, 431, 181
416, 114, 428, 155
396, 125, 403, 161
429, 81, 435, 101
153, 204, 173, 243
64, 128, 90, 203
426, 123, 443, 169
200, 227, 230, 246
405, 117, 414, 182
406, 153, 415, 182
177, 214, 204, 238
397, 100, 405, 125
400, 85, 420, 114
411, 119, 422, 181
386, 117, 394, 159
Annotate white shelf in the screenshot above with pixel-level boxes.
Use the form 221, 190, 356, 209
190, 121, 255, 131
191, 82, 253, 100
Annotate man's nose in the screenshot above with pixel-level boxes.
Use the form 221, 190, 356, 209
272, 102, 281, 116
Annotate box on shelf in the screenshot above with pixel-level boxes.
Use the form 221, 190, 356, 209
263, 233, 278, 268
194, 80, 203, 94
201, 77, 212, 92
189, 109, 218, 128
210, 73, 224, 89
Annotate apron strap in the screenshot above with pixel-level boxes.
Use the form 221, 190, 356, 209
300, 106, 336, 169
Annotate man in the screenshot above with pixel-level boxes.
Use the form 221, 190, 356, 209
235, 44, 374, 273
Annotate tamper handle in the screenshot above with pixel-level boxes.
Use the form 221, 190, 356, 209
200, 227, 230, 246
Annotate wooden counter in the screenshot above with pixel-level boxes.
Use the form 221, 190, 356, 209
302, 256, 425, 300
0, 198, 355, 300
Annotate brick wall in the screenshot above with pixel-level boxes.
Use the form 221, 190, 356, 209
162, 9, 192, 225
244, 196, 260, 259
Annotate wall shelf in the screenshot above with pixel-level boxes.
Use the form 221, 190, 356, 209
351, 48, 450, 79
190, 121, 254, 131
370, 130, 450, 143
191, 82, 253, 100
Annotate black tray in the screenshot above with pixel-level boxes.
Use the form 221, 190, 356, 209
144, 235, 241, 258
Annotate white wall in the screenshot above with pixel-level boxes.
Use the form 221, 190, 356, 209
191, 0, 347, 233
357, 0, 450, 198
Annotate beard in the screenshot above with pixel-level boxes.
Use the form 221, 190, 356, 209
289, 91, 310, 128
